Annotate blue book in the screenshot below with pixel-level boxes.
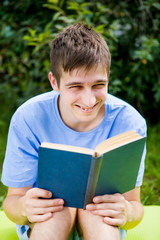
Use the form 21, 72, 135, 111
37, 131, 146, 209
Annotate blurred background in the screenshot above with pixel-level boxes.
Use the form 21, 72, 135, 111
0, 0, 160, 208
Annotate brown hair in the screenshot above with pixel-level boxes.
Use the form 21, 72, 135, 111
50, 23, 111, 86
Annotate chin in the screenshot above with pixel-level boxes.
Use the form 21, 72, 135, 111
76, 114, 97, 123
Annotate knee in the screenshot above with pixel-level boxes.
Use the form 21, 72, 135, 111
77, 209, 121, 240
29, 207, 77, 239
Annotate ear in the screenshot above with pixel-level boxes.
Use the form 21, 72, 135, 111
48, 72, 59, 92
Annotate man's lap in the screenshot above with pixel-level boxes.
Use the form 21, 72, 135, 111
16, 209, 126, 240
77, 209, 125, 240
16, 224, 126, 240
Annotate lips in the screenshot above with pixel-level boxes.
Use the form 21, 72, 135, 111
76, 102, 99, 113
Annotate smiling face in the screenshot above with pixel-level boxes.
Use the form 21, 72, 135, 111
49, 65, 108, 132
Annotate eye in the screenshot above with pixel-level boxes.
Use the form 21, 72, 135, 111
93, 83, 106, 88
68, 85, 82, 89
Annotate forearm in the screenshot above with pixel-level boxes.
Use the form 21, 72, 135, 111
3, 195, 30, 226
122, 200, 144, 230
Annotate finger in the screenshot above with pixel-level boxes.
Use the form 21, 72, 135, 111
30, 205, 64, 215
29, 212, 53, 223
86, 202, 119, 211
93, 193, 124, 204
90, 209, 118, 217
30, 198, 64, 208
27, 188, 52, 199
104, 216, 126, 227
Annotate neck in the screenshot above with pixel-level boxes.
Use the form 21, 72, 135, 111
72, 107, 105, 132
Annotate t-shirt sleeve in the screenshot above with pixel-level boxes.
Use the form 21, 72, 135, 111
135, 142, 146, 187
127, 113, 147, 187
1, 109, 40, 187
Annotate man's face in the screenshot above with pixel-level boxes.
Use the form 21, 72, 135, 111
50, 65, 108, 132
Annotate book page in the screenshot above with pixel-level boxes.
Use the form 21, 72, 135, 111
41, 142, 94, 155
96, 131, 143, 155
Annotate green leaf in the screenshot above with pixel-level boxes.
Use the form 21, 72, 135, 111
28, 28, 37, 38
153, 3, 160, 10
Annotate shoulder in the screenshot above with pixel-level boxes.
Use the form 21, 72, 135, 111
18, 90, 57, 111
11, 91, 58, 123
106, 94, 137, 110
105, 94, 143, 118
105, 94, 147, 137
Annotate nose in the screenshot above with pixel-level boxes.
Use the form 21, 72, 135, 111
81, 88, 96, 107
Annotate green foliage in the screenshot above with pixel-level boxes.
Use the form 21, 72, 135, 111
1, 0, 160, 125
0, 0, 53, 129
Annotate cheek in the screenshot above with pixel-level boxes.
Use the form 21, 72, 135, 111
96, 89, 108, 101
64, 91, 79, 104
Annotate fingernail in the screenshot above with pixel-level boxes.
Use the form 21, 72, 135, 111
93, 197, 99, 202
86, 205, 92, 210
48, 192, 52, 197
59, 205, 63, 209
59, 199, 64, 204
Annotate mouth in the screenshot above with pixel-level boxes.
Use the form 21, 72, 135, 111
75, 102, 99, 113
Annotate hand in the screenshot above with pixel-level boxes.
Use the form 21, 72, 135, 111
86, 193, 132, 227
22, 188, 64, 223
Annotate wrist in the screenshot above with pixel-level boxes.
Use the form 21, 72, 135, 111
122, 200, 144, 230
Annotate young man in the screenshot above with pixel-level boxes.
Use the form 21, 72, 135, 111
1, 23, 146, 240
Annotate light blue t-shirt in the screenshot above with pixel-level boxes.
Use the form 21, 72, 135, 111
1, 91, 147, 240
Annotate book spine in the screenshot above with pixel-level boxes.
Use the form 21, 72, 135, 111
83, 155, 103, 209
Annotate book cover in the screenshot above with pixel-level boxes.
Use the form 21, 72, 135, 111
95, 138, 146, 196
37, 131, 146, 209
37, 148, 102, 208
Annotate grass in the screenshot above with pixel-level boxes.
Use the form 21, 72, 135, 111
141, 122, 160, 205
0, 121, 160, 209
0, 122, 8, 209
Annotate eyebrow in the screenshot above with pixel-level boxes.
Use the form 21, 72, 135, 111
65, 79, 108, 87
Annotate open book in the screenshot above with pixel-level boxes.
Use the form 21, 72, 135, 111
37, 131, 146, 209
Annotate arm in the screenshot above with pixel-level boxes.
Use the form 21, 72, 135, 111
3, 186, 64, 226
121, 187, 144, 229
86, 187, 144, 230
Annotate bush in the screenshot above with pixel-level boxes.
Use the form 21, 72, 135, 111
0, 0, 160, 128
